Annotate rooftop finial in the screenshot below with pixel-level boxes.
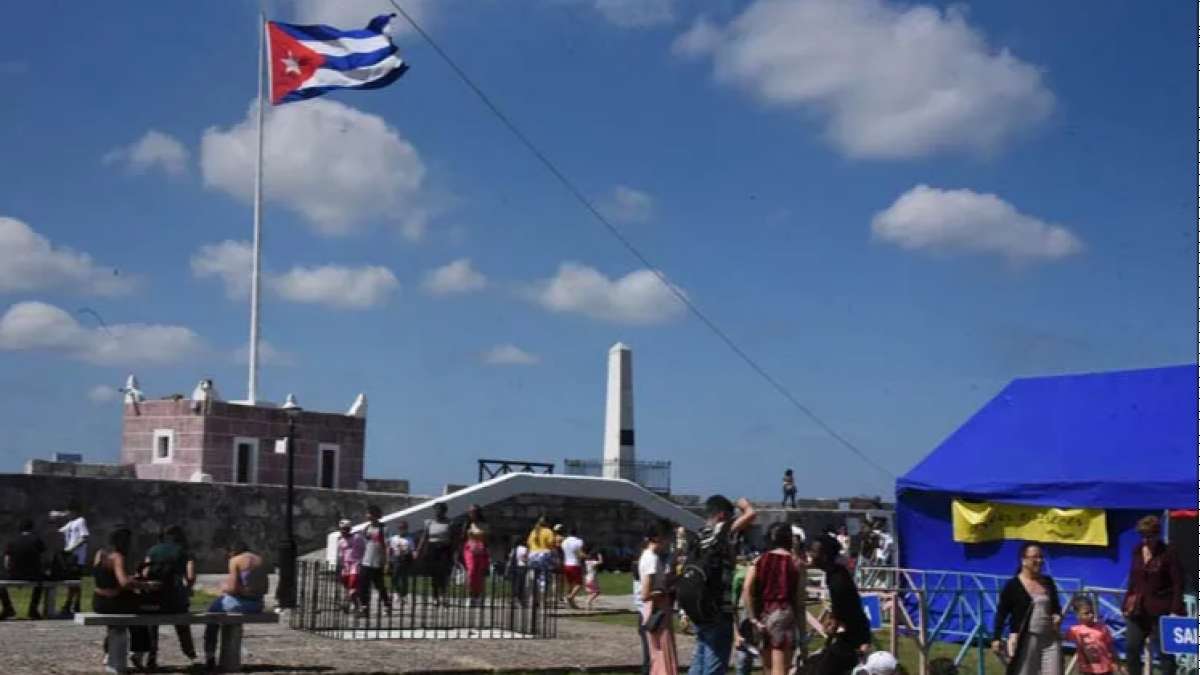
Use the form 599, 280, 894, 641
347, 393, 367, 418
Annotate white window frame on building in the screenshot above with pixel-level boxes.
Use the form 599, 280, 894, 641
232, 437, 260, 485
317, 443, 340, 490
152, 429, 175, 464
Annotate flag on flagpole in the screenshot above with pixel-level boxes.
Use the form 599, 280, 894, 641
266, 14, 408, 105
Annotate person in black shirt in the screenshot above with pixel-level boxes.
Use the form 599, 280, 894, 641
811, 533, 871, 675
0, 518, 47, 619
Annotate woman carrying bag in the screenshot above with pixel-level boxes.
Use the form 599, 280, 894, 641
1122, 515, 1184, 675
992, 543, 1062, 675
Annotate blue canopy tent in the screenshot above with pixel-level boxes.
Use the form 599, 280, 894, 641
897, 364, 1197, 589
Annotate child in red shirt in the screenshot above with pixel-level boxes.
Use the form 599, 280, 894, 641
1065, 595, 1125, 675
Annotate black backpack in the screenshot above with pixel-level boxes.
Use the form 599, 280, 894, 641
675, 537, 723, 626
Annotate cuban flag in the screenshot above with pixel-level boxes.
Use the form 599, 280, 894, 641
267, 14, 408, 105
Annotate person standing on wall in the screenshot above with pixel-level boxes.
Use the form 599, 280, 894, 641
782, 470, 797, 508
992, 543, 1062, 675
357, 504, 391, 618
1122, 515, 1184, 675
810, 533, 872, 675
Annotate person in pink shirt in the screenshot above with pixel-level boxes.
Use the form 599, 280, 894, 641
1065, 596, 1124, 675
336, 519, 364, 613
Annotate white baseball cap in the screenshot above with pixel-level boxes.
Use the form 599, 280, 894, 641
865, 651, 898, 675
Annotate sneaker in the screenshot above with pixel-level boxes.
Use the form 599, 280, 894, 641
129, 653, 144, 671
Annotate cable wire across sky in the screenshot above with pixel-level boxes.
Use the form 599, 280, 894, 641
386, 0, 896, 484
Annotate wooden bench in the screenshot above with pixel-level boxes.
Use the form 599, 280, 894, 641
0, 579, 81, 617
75, 611, 279, 673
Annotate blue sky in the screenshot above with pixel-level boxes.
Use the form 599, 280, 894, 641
0, 0, 1193, 500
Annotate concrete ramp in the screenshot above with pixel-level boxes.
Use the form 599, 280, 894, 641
321, 473, 703, 563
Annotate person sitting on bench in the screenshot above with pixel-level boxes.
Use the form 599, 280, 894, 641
93, 527, 160, 670
0, 518, 46, 620
203, 539, 268, 670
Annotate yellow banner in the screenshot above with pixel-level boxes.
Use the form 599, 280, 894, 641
951, 500, 1108, 546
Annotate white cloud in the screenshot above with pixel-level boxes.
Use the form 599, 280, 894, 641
191, 240, 254, 300
270, 265, 399, 310
871, 185, 1083, 262
603, 185, 655, 224
190, 240, 399, 309
87, 385, 120, 403
0, 301, 205, 366
287, 0, 432, 37
201, 99, 428, 237
0, 217, 135, 296
482, 344, 540, 366
531, 262, 687, 324
674, 0, 1054, 159
103, 130, 189, 176
234, 340, 296, 367
593, 0, 677, 28
422, 258, 487, 296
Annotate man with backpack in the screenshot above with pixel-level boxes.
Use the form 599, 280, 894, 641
677, 495, 757, 675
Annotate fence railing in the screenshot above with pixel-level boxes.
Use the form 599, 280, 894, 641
562, 459, 671, 494
477, 459, 554, 483
853, 567, 1198, 675
290, 559, 559, 640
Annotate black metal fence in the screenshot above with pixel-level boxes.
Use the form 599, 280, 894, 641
291, 560, 559, 640
562, 459, 672, 494
477, 459, 555, 483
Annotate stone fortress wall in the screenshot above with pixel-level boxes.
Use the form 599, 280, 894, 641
0, 473, 889, 573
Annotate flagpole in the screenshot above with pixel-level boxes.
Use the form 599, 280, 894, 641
248, 12, 266, 405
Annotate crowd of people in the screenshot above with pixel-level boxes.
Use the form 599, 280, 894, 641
333, 502, 610, 617
0, 500, 268, 671
0, 495, 1187, 675
991, 515, 1186, 675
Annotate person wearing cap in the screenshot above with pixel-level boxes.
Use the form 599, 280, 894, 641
335, 519, 364, 613
863, 651, 898, 675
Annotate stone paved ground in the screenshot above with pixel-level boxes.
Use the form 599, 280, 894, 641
0, 611, 694, 674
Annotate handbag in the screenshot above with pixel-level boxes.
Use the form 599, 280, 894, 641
643, 608, 667, 632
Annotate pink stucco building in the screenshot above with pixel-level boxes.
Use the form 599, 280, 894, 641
121, 397, 365, 490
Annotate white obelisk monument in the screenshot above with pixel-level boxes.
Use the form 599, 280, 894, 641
603, 342, 635, 480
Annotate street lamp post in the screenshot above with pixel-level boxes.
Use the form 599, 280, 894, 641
276, 396, 302, 610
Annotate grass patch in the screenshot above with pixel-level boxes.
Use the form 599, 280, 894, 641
1, 578, 219, 617
596, 571, 633, 597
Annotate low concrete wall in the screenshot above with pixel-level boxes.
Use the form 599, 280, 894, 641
24, 459, 137, 479
0, 474, 427, 573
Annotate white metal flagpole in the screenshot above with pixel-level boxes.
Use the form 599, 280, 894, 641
247, 12, 266, 404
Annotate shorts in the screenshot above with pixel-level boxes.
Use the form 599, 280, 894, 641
762, 607, 797, 649
341, 570, 358, 593
585, 579, 600, 594
563, 565, 583, 586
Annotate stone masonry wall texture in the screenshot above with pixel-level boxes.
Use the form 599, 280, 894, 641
0, 474, 421, 573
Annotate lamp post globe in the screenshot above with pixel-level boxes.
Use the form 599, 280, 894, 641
276, 396, 302, 610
